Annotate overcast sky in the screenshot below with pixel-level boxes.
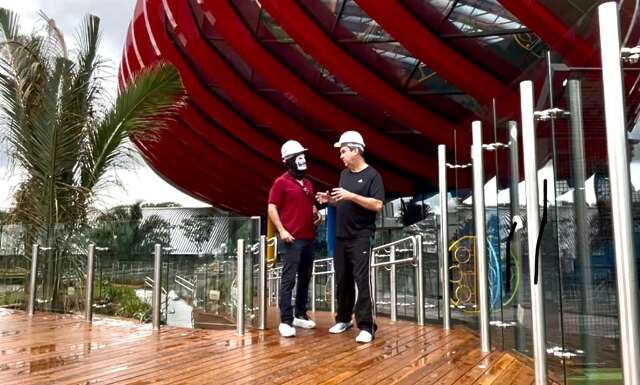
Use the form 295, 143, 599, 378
0, 0, 210, 210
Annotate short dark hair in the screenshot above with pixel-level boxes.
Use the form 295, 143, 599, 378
346, 144, 364, 155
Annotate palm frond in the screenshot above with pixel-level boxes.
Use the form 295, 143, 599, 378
81, 63, 184, 193
67, 14, 102, 123
0, 7, 20, 42
38, 10, 67, 60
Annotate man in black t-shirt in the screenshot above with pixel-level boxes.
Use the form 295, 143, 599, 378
316, 131, 385, 343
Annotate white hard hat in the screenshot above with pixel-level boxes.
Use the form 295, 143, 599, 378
281, 140, 308, 160
333, 131, 365, 148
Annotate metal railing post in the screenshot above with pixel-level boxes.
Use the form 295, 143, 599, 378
371, 256, 377, 316
258, 236, 267, 330
415, 236, 425, 326
268, 269, 273, 307
472, 121, 491, 353
521, 80, 547, 384
568, 79, 595, 362
599, 3, 640, 384
27, 244, 39, 316
236, 239, 245, 336
311, 265, 316, 313
390, 245, 397, 322
152, 244, 162, 331
85, 244, 95, 322
330, 270, 335, 315
438, 145, 451, 330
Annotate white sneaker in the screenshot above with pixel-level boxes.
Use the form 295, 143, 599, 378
293, 316, 316, 329
329, 322, 352, 334
278, 323, 296, 337
355, 330, 373, 343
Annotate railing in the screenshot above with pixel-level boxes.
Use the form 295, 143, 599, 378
267, 256, 337, 314
20, 234, 427, 333
311, 257, 335, 314
265, 235, 425, 326
371, 235, 424, 325
174, 274, 197, 305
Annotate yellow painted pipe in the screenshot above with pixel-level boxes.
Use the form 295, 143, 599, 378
267, 217, 276, 263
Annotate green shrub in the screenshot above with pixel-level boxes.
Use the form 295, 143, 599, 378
94, 282, 150, 322
0, 290, 25, 307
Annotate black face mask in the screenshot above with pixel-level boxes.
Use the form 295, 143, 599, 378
285, 153, 307, 180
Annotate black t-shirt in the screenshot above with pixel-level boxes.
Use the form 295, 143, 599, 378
335, 166, 385, 239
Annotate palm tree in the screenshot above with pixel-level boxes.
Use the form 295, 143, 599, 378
0, 8, 185, 310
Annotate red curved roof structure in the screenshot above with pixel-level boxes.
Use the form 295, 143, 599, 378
121, 0, 640, 214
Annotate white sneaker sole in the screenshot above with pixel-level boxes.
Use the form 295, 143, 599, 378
293, 319, 316, 329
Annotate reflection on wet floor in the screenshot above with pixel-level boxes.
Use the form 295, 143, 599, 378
0, 308, 542, 384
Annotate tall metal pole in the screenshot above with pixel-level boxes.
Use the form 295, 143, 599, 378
85, 244, 95, 322
27, 244, 39, 316
598, 3, 640, 384
521, 80, 547, 384
236, 239, 245, 336
258, 235, 267, 330
390, 245, 397, 322
472, 120, 491, 353
370, 262, 376, 316
438, 145, 451, 330
568, 79, 595, 362
152, 244, 162, 331
311, 271, 316, 313
415, 235, 425, 326
330, 271, 335, 315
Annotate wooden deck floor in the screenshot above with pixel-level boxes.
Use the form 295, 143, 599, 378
0, 308, 539, 385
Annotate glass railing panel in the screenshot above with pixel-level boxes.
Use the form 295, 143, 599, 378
159, 216, 260, 330
84, 220, 158, 323
0, 224, 30, 310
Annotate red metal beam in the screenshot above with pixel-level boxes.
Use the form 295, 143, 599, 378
122, 14, 271, 213
142, 0, 417, 193
200, 0, 457, 148
124, 29, 285, 193
354, 0, 510, 106
135, 137, 262, 214
136, 0, 343, 189
498, 0, 597, 66
400, 0, 520, 82
122, 71, 269, 213
156, 0, 426, 187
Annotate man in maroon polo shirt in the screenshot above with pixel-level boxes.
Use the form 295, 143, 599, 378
268, 140, 321, 337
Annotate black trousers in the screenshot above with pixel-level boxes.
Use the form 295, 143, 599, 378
278, 239, 314, 324
334, 236, 376, 334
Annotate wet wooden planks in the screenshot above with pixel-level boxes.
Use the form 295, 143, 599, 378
0, 308, 542, 384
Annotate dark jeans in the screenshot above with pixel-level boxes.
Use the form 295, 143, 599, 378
278, 239, 314, 324
334, 236, 376, 334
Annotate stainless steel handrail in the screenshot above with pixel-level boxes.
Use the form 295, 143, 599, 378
371, 236, 417, 253
370, 235, 423, 324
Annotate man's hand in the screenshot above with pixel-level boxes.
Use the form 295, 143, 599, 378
316, 191, 330, 204
330, 187, 354, 202
279, 229, 295, 244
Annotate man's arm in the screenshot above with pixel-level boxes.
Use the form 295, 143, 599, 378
330, 188, 382, 212
267, 203, 295, 243
351, 193, 383, 212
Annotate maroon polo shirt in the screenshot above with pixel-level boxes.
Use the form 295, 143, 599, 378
268, 172, 315, 240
